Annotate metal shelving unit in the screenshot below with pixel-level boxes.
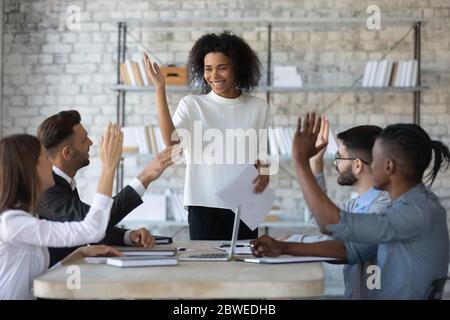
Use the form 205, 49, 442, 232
112, 17, 427, 197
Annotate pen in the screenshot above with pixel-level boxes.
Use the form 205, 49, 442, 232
177, 247, 187, 251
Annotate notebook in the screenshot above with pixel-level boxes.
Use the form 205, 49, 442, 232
237, 255, 338, 264
106, 256, 178, 268
155, 235, 173, 244
114, 246, 177, 256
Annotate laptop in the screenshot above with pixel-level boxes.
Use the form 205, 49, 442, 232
178, 206, 241, 261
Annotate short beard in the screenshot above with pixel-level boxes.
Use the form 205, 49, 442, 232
337, 167, 357, 186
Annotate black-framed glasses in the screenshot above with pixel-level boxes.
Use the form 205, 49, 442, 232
334, 153, 369, 165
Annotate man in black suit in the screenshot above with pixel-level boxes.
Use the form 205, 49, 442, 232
37, 110, 175, 266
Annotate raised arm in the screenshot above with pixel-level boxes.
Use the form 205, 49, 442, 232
144, 54, 180, 146
292, 113, 340, 233
0, 124, 123, 247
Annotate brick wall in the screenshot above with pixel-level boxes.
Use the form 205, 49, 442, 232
2, 0, 450, 296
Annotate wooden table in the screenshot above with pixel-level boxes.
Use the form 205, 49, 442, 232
33, 241, 325, 299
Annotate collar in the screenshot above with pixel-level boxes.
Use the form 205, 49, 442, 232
354, 187, 382, 213
53, 165, 77, 191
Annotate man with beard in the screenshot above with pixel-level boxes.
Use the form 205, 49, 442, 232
36, 110, 176, 266
252, 120, 390, 299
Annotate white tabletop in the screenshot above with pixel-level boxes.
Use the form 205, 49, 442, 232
33, 241, 325, 299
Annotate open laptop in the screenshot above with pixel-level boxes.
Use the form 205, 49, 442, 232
178, 206, 241, 261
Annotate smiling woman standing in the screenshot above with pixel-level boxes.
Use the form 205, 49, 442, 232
145, 31, 271, 240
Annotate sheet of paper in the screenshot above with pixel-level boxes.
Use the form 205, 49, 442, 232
241, 255, 337, 264
215, 246, 253, 255
215, 165, 275, 231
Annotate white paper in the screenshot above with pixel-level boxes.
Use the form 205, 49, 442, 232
215, 165, 275, 231
215, 246, 253, 255
241, 255, 337, 264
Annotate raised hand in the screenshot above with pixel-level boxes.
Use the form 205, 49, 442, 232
309, 115, 329, 173
138, 144, 183, 187
144, 53, 165, 89
292, 112, 327, 165
100, 123, 123, 172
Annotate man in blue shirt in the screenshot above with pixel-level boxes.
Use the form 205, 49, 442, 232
255, 114, 449, 299
255, 121, 390, 299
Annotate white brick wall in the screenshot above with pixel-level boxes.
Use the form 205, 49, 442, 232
1, 0, 450, 297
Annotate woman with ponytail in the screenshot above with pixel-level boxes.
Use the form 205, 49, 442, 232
252, 113, 450, 299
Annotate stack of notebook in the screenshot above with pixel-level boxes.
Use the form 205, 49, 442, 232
83, 246, 178, 268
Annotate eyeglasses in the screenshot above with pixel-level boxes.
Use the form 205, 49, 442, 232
334, 153, 369, 165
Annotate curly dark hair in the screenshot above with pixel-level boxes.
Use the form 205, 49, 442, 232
187, 31, 261, 95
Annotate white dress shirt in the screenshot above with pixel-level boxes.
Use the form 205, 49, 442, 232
0, 193, 113, 299
52, 166, 147, 245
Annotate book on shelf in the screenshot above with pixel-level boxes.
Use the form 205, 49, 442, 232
272, 66, 303, 87
165, 188, 187, 222
362, 59, 418, 88
106, 256, 178, 268
119, 58, 187, 87
122, 125, 166, 155
268, 127, 295, 157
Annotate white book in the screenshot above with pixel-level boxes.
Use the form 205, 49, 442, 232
137, 126, 150, 154
122, 126, 150, 154
125, 60, 137, 86
361, 61, 372, 87
137, 60, 149, 86
113, 246, 177, 256
410, 60, 418, 87
281, 127, 293, 156
405, 60, 413, 87
367, 60, 378, 87
399, 61, 408, 87
154, 127, 166, 152
122, 127, 141, 153
106, 256, 178, 268
268, 127, 280, 156
375, 60, 388, 87
394, 61, 403, 87
373, 60, 383, 87
383, 60, 394, 87
83, 257, 108, 264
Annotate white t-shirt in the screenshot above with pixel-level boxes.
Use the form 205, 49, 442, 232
172, 90, 270, 210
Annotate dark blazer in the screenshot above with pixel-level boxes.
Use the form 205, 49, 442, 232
37, 172, 143, 266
